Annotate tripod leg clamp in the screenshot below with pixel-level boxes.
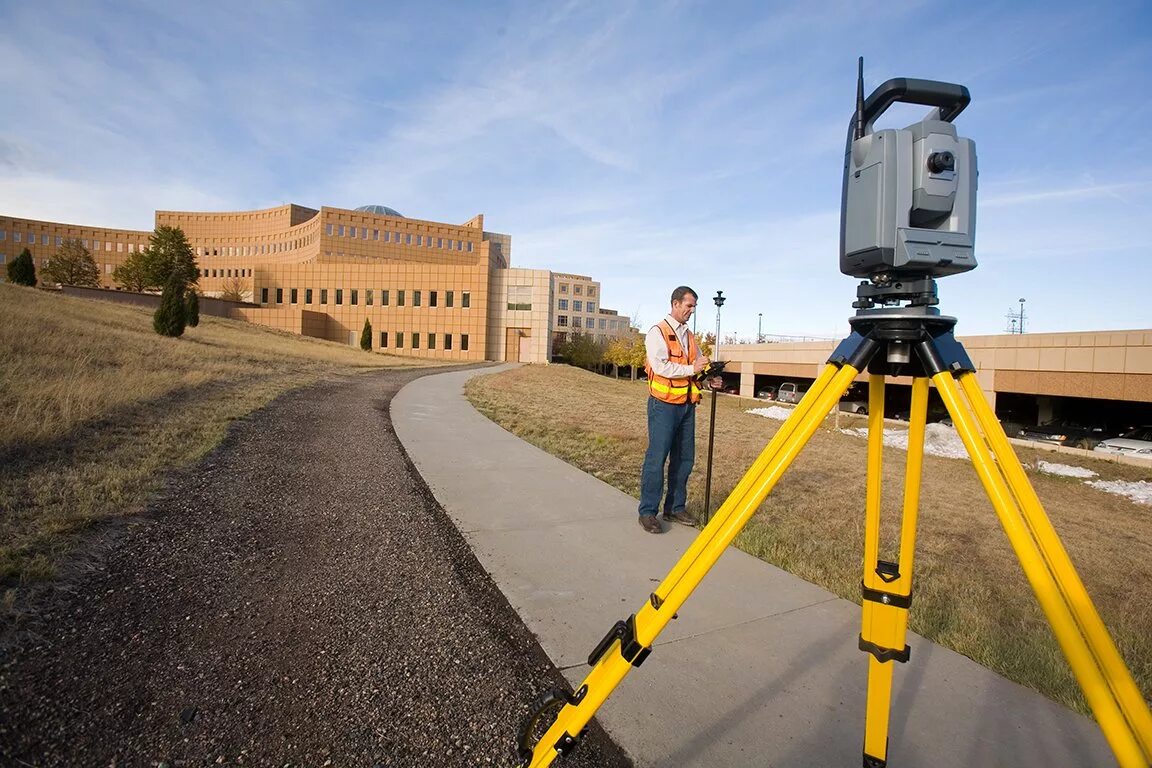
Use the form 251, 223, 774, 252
516, 686, 588, 766
859, 635, 910, 664
588, 615, 651, 668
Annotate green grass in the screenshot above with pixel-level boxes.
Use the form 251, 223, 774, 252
466, 363, 1152, 715
0, 282, 442, 609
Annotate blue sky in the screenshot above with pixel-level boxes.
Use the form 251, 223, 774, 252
2, 0, 1149, 338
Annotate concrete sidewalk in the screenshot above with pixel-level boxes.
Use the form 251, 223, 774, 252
392, 365, 1117, 767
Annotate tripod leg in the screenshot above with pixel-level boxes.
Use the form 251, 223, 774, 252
519, 363, 862, 768
860, 376, 929, 767
954, 372, 1152, 761
932, 370, 1150, 767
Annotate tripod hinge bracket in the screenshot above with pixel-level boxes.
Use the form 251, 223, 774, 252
859, 634, 911, 664
861, 581, 912, 610
587, 615, 651, 668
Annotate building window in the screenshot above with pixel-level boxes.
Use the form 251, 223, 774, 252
380, 331, 388, 347
558, 299, 568, 310
560, 283, 568, 293
306, 288, 313, 304
338, 225, 345, 236
290, 288, 298, 304
351, 289, 358, 305
43, 235, 50, 245
462, 291, 470, 308
381, 289, 389, 306
461, 334, 469, 351
321, 289, 328, 304
13, 232, 20, 243
349, 227, 356, 238
507, 285, 531, 311
261, 288, 269, 303
558, 315, 568, 327
599, 319, 607, 329
429, 290, 437, 307
574, 300, 583, 312
413, 290, 421, 307
0, 230, 6, 241
574, 285, 583, 295
397, 332, 404, 348
361, 227, 367, 239
373, 229, 379, 240
276, 288, 283, 303
366, 289, 373, 306
446, 290, 454, 307
436, 237, 443, 248
335, 289, 343, 305
326, 224, 334, 235
467, 242, 473, 252
427, 333, 435, 349
573, 317, 583, 328
445, 334, 453, 350
587, 302, 596, 313
405, 233, 412, 245
398, 290, 405, 306
411, 333, 420, 349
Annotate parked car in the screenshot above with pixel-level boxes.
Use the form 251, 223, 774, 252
1093, 426, 1152, 459
755, 386, 777, 401
838, 400, 868, 414
1016, 419, 1114, 449
776, 382, 808, 404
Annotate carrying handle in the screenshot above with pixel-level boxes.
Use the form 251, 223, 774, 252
860, 77, 971, 129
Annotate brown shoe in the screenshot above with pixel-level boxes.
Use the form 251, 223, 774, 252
664, 510, 696, 526
638, 515, 663, 534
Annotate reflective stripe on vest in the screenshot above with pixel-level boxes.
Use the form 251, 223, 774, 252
646, 319, 702, 405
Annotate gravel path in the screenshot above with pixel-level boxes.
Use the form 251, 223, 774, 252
0, 368, 631, 768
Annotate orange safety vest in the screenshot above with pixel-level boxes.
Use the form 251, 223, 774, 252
646, 320, 703, 405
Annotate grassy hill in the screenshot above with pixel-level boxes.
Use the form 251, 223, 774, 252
466, 363, 1152, 715
0, 283, 438, 605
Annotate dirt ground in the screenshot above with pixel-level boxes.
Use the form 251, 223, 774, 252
0, 368, 630, 768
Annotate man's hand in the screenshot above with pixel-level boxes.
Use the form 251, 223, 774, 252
693, 357, 710, 374
707, 376, 725, 391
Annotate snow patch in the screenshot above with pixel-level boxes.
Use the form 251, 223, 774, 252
1036, 461, 1098, 479
1085, 480, 1152, 505
746, 406, 794, 421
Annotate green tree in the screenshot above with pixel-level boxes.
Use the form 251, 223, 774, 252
114, 225, 198, 292
42, 238, 100, 287
6, 248, 36, 286
185, 290, 200, 328
111, 251, 152, 292
561, 332, 604, 371
153, 272, 187, 337
360, 318, 372, 351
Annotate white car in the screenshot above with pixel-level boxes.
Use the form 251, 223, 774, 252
1093, 426, 1152, 459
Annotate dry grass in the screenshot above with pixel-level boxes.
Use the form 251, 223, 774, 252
466, 363, 1152, 714
0, 283, 442, 598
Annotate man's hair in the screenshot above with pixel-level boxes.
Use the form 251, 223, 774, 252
671, 286, 698, 304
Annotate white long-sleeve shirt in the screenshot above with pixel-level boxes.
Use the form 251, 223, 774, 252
645, 315, 703, 379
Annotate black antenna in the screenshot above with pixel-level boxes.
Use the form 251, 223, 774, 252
855, 56, 866, 140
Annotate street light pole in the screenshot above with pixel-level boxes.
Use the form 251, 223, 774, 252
758, 312, 763, 343
1019, 298, 1026, 334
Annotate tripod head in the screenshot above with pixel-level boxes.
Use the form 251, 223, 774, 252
840, 58, 978, 314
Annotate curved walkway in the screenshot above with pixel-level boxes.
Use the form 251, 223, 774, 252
393, 365, 1117, 768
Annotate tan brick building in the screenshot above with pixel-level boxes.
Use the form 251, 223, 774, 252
1, 204, 557, 362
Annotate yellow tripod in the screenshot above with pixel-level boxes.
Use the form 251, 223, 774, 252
517, 311, 1152, 767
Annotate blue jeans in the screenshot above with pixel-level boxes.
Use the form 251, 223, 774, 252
638, 397, 696, 517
